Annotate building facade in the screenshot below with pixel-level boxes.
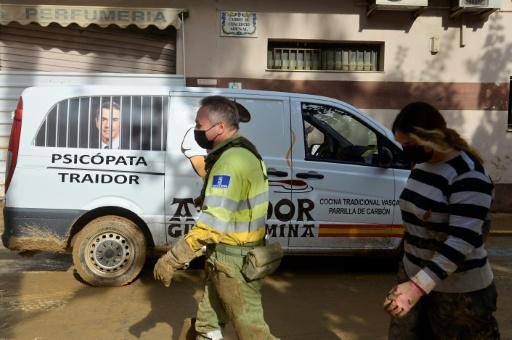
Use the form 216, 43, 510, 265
1, 0, 511, 209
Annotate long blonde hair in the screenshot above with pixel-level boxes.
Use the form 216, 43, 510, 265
392, 102, 483, 164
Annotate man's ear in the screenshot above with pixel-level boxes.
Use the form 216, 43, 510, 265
95, 117, 100, 129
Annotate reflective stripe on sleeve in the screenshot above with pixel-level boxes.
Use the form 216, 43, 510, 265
196, 213, 267, 233
203, 191, 268, 212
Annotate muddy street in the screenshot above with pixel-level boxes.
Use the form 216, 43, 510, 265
0, 235, 511, 340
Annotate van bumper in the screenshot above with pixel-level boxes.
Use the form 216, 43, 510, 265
2, 207, 84, 252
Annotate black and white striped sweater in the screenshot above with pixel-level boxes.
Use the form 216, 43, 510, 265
400, 151, 494, 293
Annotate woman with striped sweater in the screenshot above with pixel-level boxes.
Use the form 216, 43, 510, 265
383, 102, 500, 339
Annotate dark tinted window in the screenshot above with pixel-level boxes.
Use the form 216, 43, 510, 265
508, 77, 512, 131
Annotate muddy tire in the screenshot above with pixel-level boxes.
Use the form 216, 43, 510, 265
72, 215, 147, 286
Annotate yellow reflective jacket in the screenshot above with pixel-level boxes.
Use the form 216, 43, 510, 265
185, 135, 268, 251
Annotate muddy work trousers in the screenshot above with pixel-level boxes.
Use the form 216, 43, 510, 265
195, 243, 277, 340
389, 263, 500, 340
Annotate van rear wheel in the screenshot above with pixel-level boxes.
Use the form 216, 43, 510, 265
72, 215, 147, 286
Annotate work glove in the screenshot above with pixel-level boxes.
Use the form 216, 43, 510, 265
154, 238, 198, 287
154, 252, 176, 287
383, 280, 425, 318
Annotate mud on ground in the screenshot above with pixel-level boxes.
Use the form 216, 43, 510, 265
1, 205, 512, 339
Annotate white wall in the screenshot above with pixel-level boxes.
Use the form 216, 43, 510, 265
365, 108, 512, 183
180, 1, 512, 84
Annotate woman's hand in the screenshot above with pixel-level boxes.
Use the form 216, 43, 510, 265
383, 281, 425, 318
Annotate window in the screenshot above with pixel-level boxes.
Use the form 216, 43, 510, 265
268, 40, 383, 72
34, 96, 168, 151
508, 77, 512, 131
301, 103, 379, 165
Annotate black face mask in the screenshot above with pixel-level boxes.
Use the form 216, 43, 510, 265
194, 124, 219, 149
402, 145, 433, 164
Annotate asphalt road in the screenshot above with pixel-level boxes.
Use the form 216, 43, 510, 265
1, 236, 511, 340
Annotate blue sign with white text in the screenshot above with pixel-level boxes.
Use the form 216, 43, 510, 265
212, 175, 231, 189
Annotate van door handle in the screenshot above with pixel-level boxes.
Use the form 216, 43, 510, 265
296, 172, 324, 179
267, 169, 288, 177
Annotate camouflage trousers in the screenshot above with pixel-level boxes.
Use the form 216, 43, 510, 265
194, 244, 278, 340
389, 263, 500, 340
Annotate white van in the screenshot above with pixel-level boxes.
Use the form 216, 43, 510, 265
2, 86, 410, 286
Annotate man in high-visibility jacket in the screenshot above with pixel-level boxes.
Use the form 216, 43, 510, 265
154, 95, 277, 340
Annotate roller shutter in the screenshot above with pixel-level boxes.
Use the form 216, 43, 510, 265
0, 22, 177, 74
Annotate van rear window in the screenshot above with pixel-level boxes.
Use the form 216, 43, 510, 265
34, 96, 168, 151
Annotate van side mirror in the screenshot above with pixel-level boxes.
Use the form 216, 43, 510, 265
379, 146, 394, 168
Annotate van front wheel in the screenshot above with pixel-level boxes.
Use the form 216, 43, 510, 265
72, 216, 147, 286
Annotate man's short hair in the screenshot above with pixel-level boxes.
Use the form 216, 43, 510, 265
200, 96, 239, 130
97, 100, 120, 118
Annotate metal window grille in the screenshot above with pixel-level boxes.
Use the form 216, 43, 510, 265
34, 95, 168, 151
268, 45, 380, 71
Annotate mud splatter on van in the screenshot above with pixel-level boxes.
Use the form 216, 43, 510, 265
6, 226, 67, 253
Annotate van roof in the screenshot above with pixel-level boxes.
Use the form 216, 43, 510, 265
174, 86, 360, 109
20, 85, 395, 141
22, 85, 358, 110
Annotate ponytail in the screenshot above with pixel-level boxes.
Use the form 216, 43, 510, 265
444, 128, 483, 165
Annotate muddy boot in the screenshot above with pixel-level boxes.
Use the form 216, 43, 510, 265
178, 318, 197, 340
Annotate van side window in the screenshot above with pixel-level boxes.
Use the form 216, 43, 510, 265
34, 96, 168, 151
301, 102, 379, 165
